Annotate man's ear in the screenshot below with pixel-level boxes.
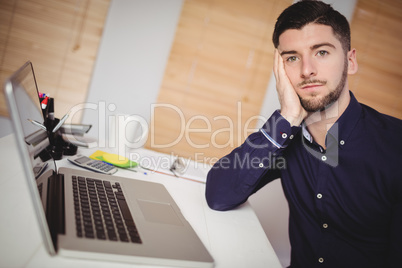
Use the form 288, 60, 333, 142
347, 48, 358, 75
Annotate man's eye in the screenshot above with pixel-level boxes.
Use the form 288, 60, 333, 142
286, 56, 298, 62
317, 50, 328, 56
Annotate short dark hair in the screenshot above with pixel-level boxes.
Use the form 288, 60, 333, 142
272, 0, 351, 52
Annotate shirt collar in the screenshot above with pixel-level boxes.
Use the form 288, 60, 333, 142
302, 91, 362, 147
302, 124, 313, 143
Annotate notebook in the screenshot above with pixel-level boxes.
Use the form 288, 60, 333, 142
4, 61, 214, 267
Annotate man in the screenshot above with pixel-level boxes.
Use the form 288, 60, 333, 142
205, 1, 402, 267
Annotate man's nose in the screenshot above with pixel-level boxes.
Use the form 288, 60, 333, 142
301, 57, 317, 78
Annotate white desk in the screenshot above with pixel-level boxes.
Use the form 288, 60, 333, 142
0, 134, 282, 268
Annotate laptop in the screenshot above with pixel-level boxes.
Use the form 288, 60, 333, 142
4, 61, 214, 267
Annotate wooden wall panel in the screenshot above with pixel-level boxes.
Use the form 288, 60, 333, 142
0, 0, 110, 121
350, 0, 402, 119
147, 0, 292, 161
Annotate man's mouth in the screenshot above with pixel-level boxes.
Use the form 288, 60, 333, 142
298, 80, 327, 90
302, 84, 323, 89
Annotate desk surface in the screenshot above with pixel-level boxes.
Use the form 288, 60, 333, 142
0, 134, 282, 268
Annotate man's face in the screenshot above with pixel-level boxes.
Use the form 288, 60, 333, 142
278, 23, 351, 112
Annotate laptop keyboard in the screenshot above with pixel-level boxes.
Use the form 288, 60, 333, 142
72, 176, 142, 243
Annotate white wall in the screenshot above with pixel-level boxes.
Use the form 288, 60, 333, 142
81, 0, 183, 139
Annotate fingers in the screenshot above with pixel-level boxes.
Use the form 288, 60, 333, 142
273, 49, 287, 89
273, 49, 289, 94
273, 49, 279, 82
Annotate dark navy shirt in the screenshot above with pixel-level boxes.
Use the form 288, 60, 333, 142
206, 92, 402, 268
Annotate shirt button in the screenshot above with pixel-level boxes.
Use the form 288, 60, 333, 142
317, 193, 323, 199
282, 133, 287, 139
289, 134, 294, 139
323, 223, 328, 228
321, 155, 327, 161
340, 140, 345, 145
259, 163, 264, 168
318, 257, 324, 263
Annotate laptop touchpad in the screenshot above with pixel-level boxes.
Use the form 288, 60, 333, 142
137, 200, 183, 226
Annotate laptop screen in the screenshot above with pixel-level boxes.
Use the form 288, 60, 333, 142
6, 61, 55, 177
4, 61, 57, 254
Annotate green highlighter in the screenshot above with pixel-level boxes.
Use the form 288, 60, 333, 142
90, 150, 138, 169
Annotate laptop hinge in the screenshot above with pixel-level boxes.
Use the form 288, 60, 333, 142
46, 172, 65, 251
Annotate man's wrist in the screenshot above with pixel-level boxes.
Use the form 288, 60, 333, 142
280, 111, 304, 127
260, 110, 301, 149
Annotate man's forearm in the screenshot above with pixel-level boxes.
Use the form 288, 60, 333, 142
205, 111, 300, 211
